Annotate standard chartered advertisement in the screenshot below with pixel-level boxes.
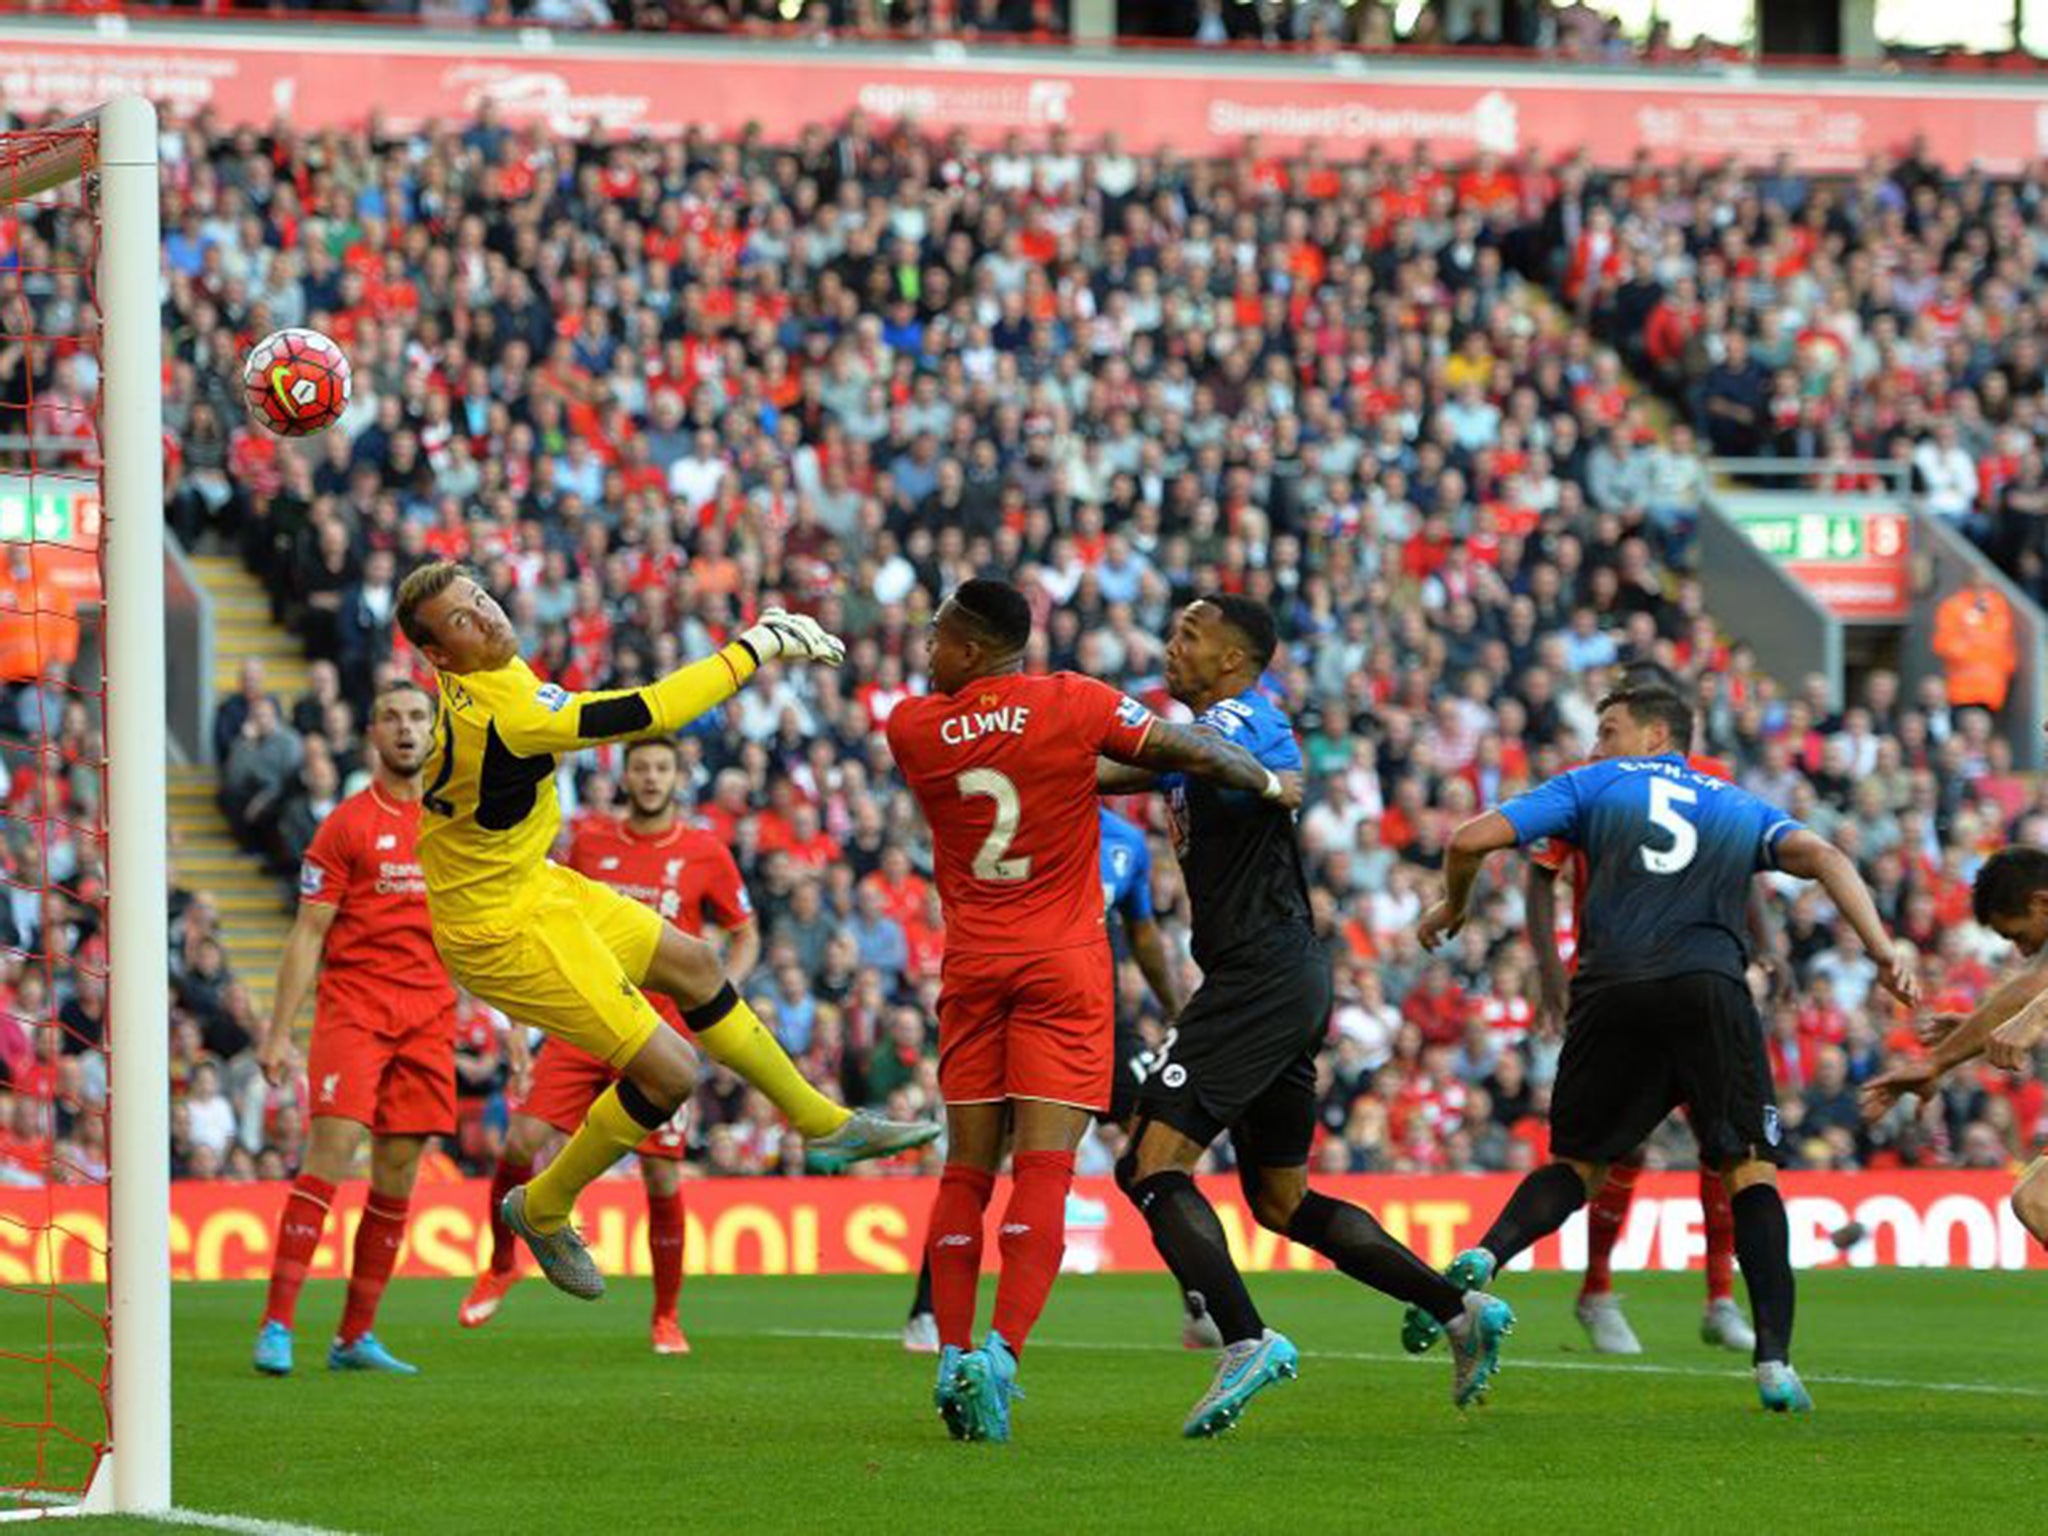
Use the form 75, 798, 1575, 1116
0, 1173, 2037, 1285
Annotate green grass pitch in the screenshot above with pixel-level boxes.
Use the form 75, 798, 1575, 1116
24, 1269, 2048, 1533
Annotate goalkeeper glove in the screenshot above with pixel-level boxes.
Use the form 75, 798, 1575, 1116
741, 608, 846, 667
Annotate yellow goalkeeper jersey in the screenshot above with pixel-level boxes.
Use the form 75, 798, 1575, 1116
417, 646, 756, 930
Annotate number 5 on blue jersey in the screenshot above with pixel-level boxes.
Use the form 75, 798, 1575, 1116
1498, 755, 1803, 993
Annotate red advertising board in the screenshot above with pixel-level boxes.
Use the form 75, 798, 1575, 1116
0, 1171, 2036, 1285
4, 27, 2048, 170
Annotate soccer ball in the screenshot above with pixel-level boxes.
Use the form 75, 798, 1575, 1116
242, 327, 350, 438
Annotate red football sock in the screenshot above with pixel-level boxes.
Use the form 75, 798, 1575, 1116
488, 1157, 534, 1276
990, 1149, 1074, 1353
926, 1164, 995, 1350
263, 1173, 337, 1330
1580, 1160, 1641, 1300
1700, 1167, 1736, 1303
647, 1185, 685, 1323
337, 1192, 410, 1345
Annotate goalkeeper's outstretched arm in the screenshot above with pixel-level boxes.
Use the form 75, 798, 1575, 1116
483, 610, 846, 756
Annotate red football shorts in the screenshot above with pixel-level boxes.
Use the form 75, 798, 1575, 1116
514, 1037, 686, 1161
306, 992, 457, 1137
936, 944, 1115, 1113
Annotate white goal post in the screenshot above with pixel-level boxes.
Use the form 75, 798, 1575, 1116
0, 94, 170, 1517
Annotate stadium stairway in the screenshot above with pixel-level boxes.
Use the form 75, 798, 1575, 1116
167, 554, 313, 1022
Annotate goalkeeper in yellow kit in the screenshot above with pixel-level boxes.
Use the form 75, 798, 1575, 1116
394, 562, 938, 1298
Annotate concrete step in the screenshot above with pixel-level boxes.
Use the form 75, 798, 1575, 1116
172, 834, 243, 855
213, 651, 305, 669
207, 889, 288, 909
169, 852, 266, 872
221, 926, 287, 945
212, 631, 298, 651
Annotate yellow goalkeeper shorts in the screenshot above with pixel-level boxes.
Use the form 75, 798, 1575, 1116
432, 861, 667, 1069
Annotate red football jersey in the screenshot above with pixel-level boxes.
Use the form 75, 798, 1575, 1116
1530, 753, 1735, 974
566, 818, 754, 1030
887, 671, 1156, 957
566, 819, 754, 939
298, 786, 453, 1024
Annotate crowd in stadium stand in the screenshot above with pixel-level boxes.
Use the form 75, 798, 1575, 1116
1570, 144, 2048, 618
7, 99, 2048, 1194
69, 0, 1751, 58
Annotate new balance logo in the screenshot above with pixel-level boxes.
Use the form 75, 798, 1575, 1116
935, 1234, 975, 1248
1000, 1223, 1032, 1236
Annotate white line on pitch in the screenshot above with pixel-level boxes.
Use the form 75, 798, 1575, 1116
138, 1507, 360, 1536
752, 1327, 2048, 1401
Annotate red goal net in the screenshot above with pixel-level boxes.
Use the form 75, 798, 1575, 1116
0, 118, 115, 1513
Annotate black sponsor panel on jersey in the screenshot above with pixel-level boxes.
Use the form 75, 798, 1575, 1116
578, 695, 653, 739
476, 722, 554, 831
422, 714, 458, 818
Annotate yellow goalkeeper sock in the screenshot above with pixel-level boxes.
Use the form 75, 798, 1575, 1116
523, 1083, 658, 1232
688, 983, 852, 1141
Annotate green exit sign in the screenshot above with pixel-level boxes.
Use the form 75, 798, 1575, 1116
1736, 512, 1900, 562
0, 477, 99, 547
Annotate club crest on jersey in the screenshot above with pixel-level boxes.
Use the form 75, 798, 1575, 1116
374, 834, 398, 851
1201, 698, 1253, 735
666, 859, 685, 882
298, 864, 324, 897
599, 856, 620, 871
535, 683, 571, 713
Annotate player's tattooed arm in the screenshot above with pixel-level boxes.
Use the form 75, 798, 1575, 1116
1114, 720, 1304, 809
1096, 758, 1159, 794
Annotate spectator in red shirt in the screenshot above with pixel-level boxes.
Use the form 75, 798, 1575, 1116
1400, 960, 1469, 1047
